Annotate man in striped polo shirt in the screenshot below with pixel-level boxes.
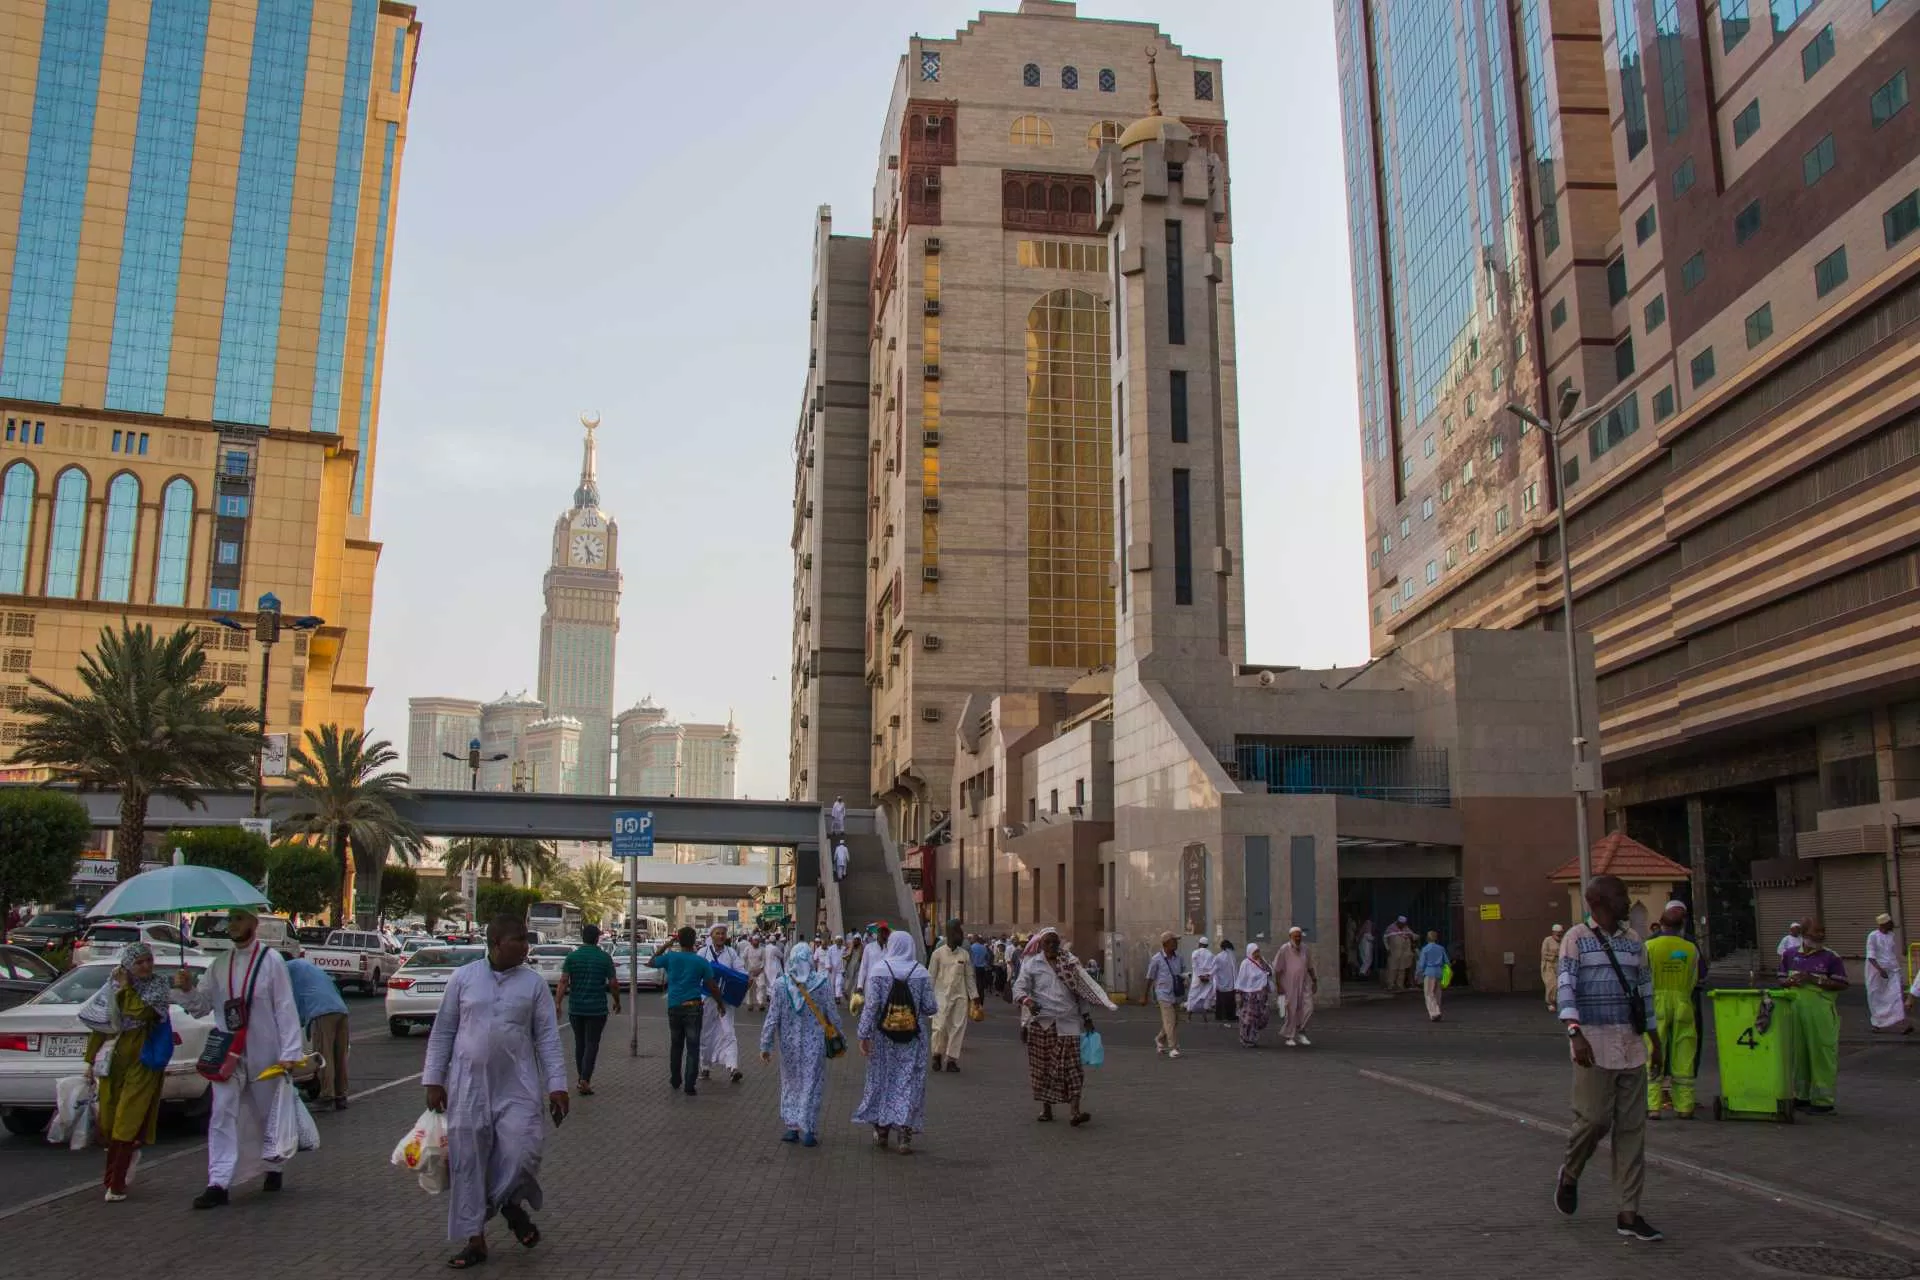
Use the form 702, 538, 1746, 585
1553, 874, 1663, 1244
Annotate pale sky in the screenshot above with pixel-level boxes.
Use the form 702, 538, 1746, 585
364, 0, 1368, 799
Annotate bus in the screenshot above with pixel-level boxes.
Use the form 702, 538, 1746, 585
527, 901, 583, 943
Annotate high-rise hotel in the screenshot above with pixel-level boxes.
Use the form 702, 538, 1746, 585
825, 0, 1231, 841
1336, 0, 1920, 955
0, 0, 420, 759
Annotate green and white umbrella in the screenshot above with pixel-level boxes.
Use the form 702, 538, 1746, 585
87, 864, 269, 920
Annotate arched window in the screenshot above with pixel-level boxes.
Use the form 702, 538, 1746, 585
1049, 183, 1070, 213
1003, 179, 1024, 211
0, 463, 34, 594
152, 478, 193, 606
1026, 180, 1045, 211
1022, 63, 1040, 88
1009, 114, 1053, 147
96, 473, 140, 603
1098, 68, 1116, 93
1087, 120, 1125, 150
1061, 66, 1079, 90
44, 468, 89, 598
1070, 185, 1093, 216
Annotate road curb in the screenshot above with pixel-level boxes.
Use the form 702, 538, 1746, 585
1357, 1067, 1920, 1254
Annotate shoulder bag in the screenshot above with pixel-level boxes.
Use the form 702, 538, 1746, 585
196, 945, 265, 1082
1593, 928, 1648, 1036
796, 983, 847, 1059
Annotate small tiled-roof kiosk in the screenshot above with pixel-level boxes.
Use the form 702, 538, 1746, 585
1551, 833, 1693, 939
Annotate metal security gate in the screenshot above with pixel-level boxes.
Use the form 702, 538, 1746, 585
1817, 854, 1889, 960
1245, 836, 1271, 946
1755, 878, 1817, 956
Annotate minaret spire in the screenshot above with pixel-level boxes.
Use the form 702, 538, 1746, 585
574, 410, 601, 509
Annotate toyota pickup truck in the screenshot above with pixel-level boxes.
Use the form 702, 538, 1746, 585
306, 929, 403, 994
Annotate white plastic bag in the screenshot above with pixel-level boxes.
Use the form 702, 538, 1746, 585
47, 1075, 91, 1145
391, 1108, 449, 1195
68, 1089, 95, 1151
294, 1093, 321, 1152
264, 1078, 301, 1163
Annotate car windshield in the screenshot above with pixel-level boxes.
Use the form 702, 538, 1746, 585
26, 913, 84, 930
83, 926, 137, 941
532, 946, 572, 958
404, 947, 484, 970
30, 961, 203, 1006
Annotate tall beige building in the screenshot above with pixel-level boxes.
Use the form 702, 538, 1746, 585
406, 695, 481, 790
862, 0, 1231, 842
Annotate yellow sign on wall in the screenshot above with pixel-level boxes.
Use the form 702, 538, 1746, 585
1479, 903, 1503, 921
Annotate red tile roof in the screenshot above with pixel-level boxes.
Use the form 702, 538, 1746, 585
1549, 832, 1692, 883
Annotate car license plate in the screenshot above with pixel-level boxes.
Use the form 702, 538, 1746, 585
44, 1035, 87, 1059
418, 983, 444, 994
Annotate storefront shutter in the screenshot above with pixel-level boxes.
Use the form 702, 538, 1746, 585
1816, 854, 1889, 961
1755, 879, 1817, 959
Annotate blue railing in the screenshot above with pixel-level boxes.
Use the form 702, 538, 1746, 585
1228, 742, 1451, 807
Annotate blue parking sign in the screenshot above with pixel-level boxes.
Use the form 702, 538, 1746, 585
611, 810, 654, 857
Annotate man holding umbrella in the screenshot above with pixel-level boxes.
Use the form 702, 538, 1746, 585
172, 906, 304, 1208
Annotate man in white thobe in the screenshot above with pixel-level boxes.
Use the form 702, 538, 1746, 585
833, 840, 850, 882
698, 924, 743, 1083
424, 915, 568, 1266
1185, 937, 1215, 1020
828, 796, 847, 839
1866, 914, 1909, 1033
1777, 921, 1804, 958
741, 936, 766, 1011
765, 933, 787, 990
174, 907, 305, 1209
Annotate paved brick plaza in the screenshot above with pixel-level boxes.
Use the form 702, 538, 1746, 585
2, 994, 1914, 1279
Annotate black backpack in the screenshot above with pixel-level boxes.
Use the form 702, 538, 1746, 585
879, 965, 920, 1043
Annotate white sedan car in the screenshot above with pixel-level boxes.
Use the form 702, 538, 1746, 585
528, 945, 572, 988
0, 955, 316, 1137
611, 943, 666, 991
71, 920, 200, 968
384, 945, 485, 1037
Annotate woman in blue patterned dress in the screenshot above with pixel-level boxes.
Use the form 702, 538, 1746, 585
758, 942, 842, 1146
853, 932, 938, 1154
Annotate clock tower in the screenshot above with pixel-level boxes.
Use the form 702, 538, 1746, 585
536, 413, 621, 794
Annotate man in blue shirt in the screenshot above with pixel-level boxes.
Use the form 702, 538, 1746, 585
649, 926, 720, 1096
968, 935, 990, 998
286, 954, 350, 1109
1417, 931, 1450, 1023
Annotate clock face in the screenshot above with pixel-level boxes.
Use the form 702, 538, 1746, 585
569, 532, 606, 567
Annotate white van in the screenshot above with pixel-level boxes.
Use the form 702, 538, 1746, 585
189, 913, 297, 959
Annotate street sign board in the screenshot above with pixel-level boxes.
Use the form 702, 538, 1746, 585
611, 810, 655, 857
238, 817, 272, 841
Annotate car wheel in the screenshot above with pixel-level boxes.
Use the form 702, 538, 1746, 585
1, 1107, 51, 1137
390, 1018, 410, 1038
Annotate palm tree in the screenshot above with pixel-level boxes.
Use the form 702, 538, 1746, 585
552, 856, 625, 925
279, 725, 425, 927
415, 882, 465, 934
443, 836, 559, 886
13, 623, 259, 881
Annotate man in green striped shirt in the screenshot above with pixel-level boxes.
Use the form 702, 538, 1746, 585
556, 925, 621, 1095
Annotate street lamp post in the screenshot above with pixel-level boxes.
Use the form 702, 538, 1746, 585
1505, 386, 1620, 901
445, 737, 510, 791
215, 592, 324, 818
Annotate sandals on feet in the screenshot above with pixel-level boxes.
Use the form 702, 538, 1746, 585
500, 1204, 540, 1249
447, 1246, 487, 1269
1070, 1110, 1092, 1127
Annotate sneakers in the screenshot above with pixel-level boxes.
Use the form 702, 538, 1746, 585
1616, 1215, 1663, 1243
191, 1185, 229, 1211
1553, 1169, 1577, 1217
1296, 1034, 1312, 1047
1168, 1049, 1182, 1059
1284, 1037, 1297, 1047
104, 1190, 126, 1203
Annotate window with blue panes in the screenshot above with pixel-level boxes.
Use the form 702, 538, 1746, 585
152, 479, 193, 606
309, 0, 379, 435
0, 0, 110, 404
44, 469, 89, 598
391, 22, 407, 90
96, 474, 140, 603
1098, 69, 1115, 92
216, 540, 240, 565
1771, 0, 1816, 35
105, 0, 210, 415
1720, 0, 1750, 52
224, 450, 250, 476
213, 0, 315, 427
209, 587, 238, 611
219, 494, 249, 517
1613, 0, 1649, 159
0, 464, 35, 594
354, 122, 400, 515
1653, 0, 1687, 138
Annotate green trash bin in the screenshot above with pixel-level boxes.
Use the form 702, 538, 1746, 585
1707, 987, 1799, 1123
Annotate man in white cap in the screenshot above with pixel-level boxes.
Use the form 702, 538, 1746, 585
172, 906, 305, 1209
697, 924, 744, 1084
1865, 913, 1909, 1034
1383, 917, 1417, 992
1540, 924, 1565, 1012
1185, 936, 1215, 1021
1276, 926, 1317, 1046
1776, 920, 1804, 959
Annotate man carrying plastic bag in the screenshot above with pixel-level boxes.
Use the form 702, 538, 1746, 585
262, 1074, 322, 1161
391, 1108, 449, 1194
423, 914, 568, 1269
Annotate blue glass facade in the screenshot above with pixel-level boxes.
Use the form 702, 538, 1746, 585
96, 473, 140, 602
1613, 0, 1649, 160
1653, 0, 1688, 139
104, 0, 211, 415
0, 463, 36, 594
44, 468, 89, 598
353, 120, 399, 515
309, 0, 380, 435
391, 22, 407, 91
212, 0, 315, 427
0, 0, 110, 404
1336, 0, 1388, 470
153, 478, 194, 606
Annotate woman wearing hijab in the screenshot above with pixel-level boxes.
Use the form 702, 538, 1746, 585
853, 932, 938, 1153
1012, 927, 1116, 1126
1234, 941, 1277, 1047
78, 942, 173, 1201
758, 942, 843, 1146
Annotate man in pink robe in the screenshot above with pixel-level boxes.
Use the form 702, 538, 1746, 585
1276, 926, 1318, 1047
